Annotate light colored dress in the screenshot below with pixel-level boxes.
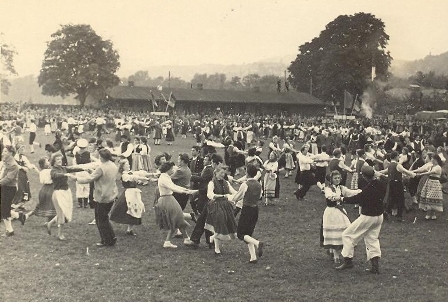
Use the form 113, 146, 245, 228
322, 185, 361, 249
419, 166, 444, 213
263, 161, 279, 198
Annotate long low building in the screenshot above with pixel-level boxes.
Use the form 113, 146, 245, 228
105, 85, 325, 115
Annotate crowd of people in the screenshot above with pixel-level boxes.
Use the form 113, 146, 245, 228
1, 101, 447, 272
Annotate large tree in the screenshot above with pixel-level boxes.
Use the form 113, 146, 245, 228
1, 34, 18, 95
38, 24, 120, 107
288, 13, 391, 104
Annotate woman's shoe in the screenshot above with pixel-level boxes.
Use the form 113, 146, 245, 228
125, 230, 137, 236
163, 241, 177, 249
248, 259, 258, 264
431, 215, 437, 220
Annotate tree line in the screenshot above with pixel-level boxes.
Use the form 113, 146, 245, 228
122, 71, 284, 92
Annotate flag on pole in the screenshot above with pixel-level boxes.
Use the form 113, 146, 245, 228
167, 92, 176, 108
150, 91, 158, 107
353, 95, 361, 112
160, 92, 168, 103
343, 90, 354, 115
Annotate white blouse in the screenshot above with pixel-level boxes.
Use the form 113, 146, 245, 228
263, 161, 278, 173
39, 169, 53, 185
158, 173, 187, 195
324, 185, 361, 201
207, 179, 237, 200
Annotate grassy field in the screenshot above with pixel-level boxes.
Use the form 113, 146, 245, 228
1, 130, 447, 302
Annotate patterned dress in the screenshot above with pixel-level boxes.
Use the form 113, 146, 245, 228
418, 166, 444, 212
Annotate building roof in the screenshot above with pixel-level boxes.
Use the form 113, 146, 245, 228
106, 86, 324, 106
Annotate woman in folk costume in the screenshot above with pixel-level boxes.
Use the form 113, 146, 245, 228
21, 157, 57, 224
417, 154, 444, 220
11, 144, 39, 206
131, 137, 145, 171
350, 149, 368, 190
282, 137, 298, 178
73, 139, 92, 208
131, 137, 152, 172
154, 162, 197, 249
205, 166, 238, 255
48, 153, 82, 240
153, 121, 163, 145
110, 159, 155, 236
321, 170, 361, 264
44, 117, 51, 136
165, 121, 175, 145
263, 151, 280, 206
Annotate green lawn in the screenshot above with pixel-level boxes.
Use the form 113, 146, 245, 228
1, 131, 447, 302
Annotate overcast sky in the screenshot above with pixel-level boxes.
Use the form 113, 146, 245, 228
1, 0, 447, 77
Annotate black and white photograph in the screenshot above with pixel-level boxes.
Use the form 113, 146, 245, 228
1, 0, 448, 301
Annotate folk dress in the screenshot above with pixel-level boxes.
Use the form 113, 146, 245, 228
35, 169, 57, 218
418, 166, 444, 213
205, 178, 238, 240
321, 185, 361, 249
110, 171, 146, 225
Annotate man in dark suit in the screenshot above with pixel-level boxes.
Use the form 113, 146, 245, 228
190, 146, 204, 176
186, 154, 223, 248
189, 146, 204, 215
336, 166, 386, 274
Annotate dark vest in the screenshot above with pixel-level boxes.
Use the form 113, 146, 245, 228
75, 151, 91, 165
388, 162, 402, 182
355, 159, 365, 173
329, 158, 342, 173
243, 179, 262, 207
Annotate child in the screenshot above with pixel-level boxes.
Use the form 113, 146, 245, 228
232, 164, 265, 263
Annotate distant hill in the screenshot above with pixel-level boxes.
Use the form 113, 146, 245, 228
0, 75, 77, 104
391, 51, 448, 78
122, 54, 297, 81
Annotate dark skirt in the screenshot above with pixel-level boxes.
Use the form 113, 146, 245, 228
385, 181, 404, 209
205, 198, 237, 240
237, 206, 259, 240
35, 184, 57, 217
1, 186, 17, 219
12, 170, 31, 204
110, 190, 142, 225
165, 129, 175, 142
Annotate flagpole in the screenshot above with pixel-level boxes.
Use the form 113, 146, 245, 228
350, 94, 358, 115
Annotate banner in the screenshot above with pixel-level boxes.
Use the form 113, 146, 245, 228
167, 92, 176, 108
343, 90, 353, 115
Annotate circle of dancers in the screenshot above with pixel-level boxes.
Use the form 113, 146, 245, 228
1, 103, 447, 272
